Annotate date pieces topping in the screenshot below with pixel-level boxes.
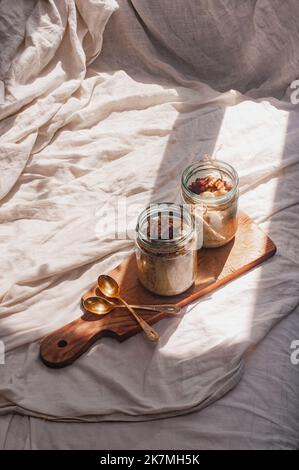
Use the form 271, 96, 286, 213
189, 175, 232, 198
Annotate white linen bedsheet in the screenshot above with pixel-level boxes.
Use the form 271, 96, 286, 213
0, 0, 299, 448
1, 306, 298, 450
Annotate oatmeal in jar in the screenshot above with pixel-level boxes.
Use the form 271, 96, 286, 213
181, 159, 239, 248
135, 203, 197, 296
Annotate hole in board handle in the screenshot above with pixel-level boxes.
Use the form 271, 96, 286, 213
58, 340, 68, 348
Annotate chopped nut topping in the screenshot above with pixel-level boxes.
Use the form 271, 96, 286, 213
189, 175, 232, 196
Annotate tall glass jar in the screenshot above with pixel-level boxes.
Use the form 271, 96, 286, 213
135, 203, 197, 296
181, 160, 239, 248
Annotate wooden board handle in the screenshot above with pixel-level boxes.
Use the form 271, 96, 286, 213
40, 310, 166, 368
39, 316, 110, 368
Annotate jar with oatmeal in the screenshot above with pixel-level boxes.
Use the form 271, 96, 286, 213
135, 203, 197, 296
181, 160, 239, 248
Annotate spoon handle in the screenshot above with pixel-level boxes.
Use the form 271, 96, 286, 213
130, 304, 180, 315
119, 297, 160, 342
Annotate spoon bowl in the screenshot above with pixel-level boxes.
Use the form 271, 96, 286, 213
83, 296, 112, 315
97, 275, 120, 298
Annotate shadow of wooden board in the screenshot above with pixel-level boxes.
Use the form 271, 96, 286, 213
40, 213, 276, 368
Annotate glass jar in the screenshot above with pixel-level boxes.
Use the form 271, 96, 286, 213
135, 203, 197, 296
181, 160, 239, 248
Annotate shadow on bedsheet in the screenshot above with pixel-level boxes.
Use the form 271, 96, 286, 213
6, 0, 295, 375
106, 74, 298, 361
116, 86, 227, 340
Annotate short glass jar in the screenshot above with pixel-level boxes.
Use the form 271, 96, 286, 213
135, 203, 197, 296
181, 160, 239, 248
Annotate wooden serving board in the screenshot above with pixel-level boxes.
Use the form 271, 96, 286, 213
40, 213, 276, 368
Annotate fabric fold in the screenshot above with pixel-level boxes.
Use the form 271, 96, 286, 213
0, 0, 299, 424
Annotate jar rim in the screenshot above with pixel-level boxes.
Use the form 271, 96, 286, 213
181, 159, 239, 204
136, 202, 194, 251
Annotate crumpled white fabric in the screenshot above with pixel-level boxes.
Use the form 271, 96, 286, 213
0, 0, 299, 427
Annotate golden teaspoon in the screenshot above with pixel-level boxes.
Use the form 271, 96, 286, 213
97, 275, 160, 342
82, 296, 181, 316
